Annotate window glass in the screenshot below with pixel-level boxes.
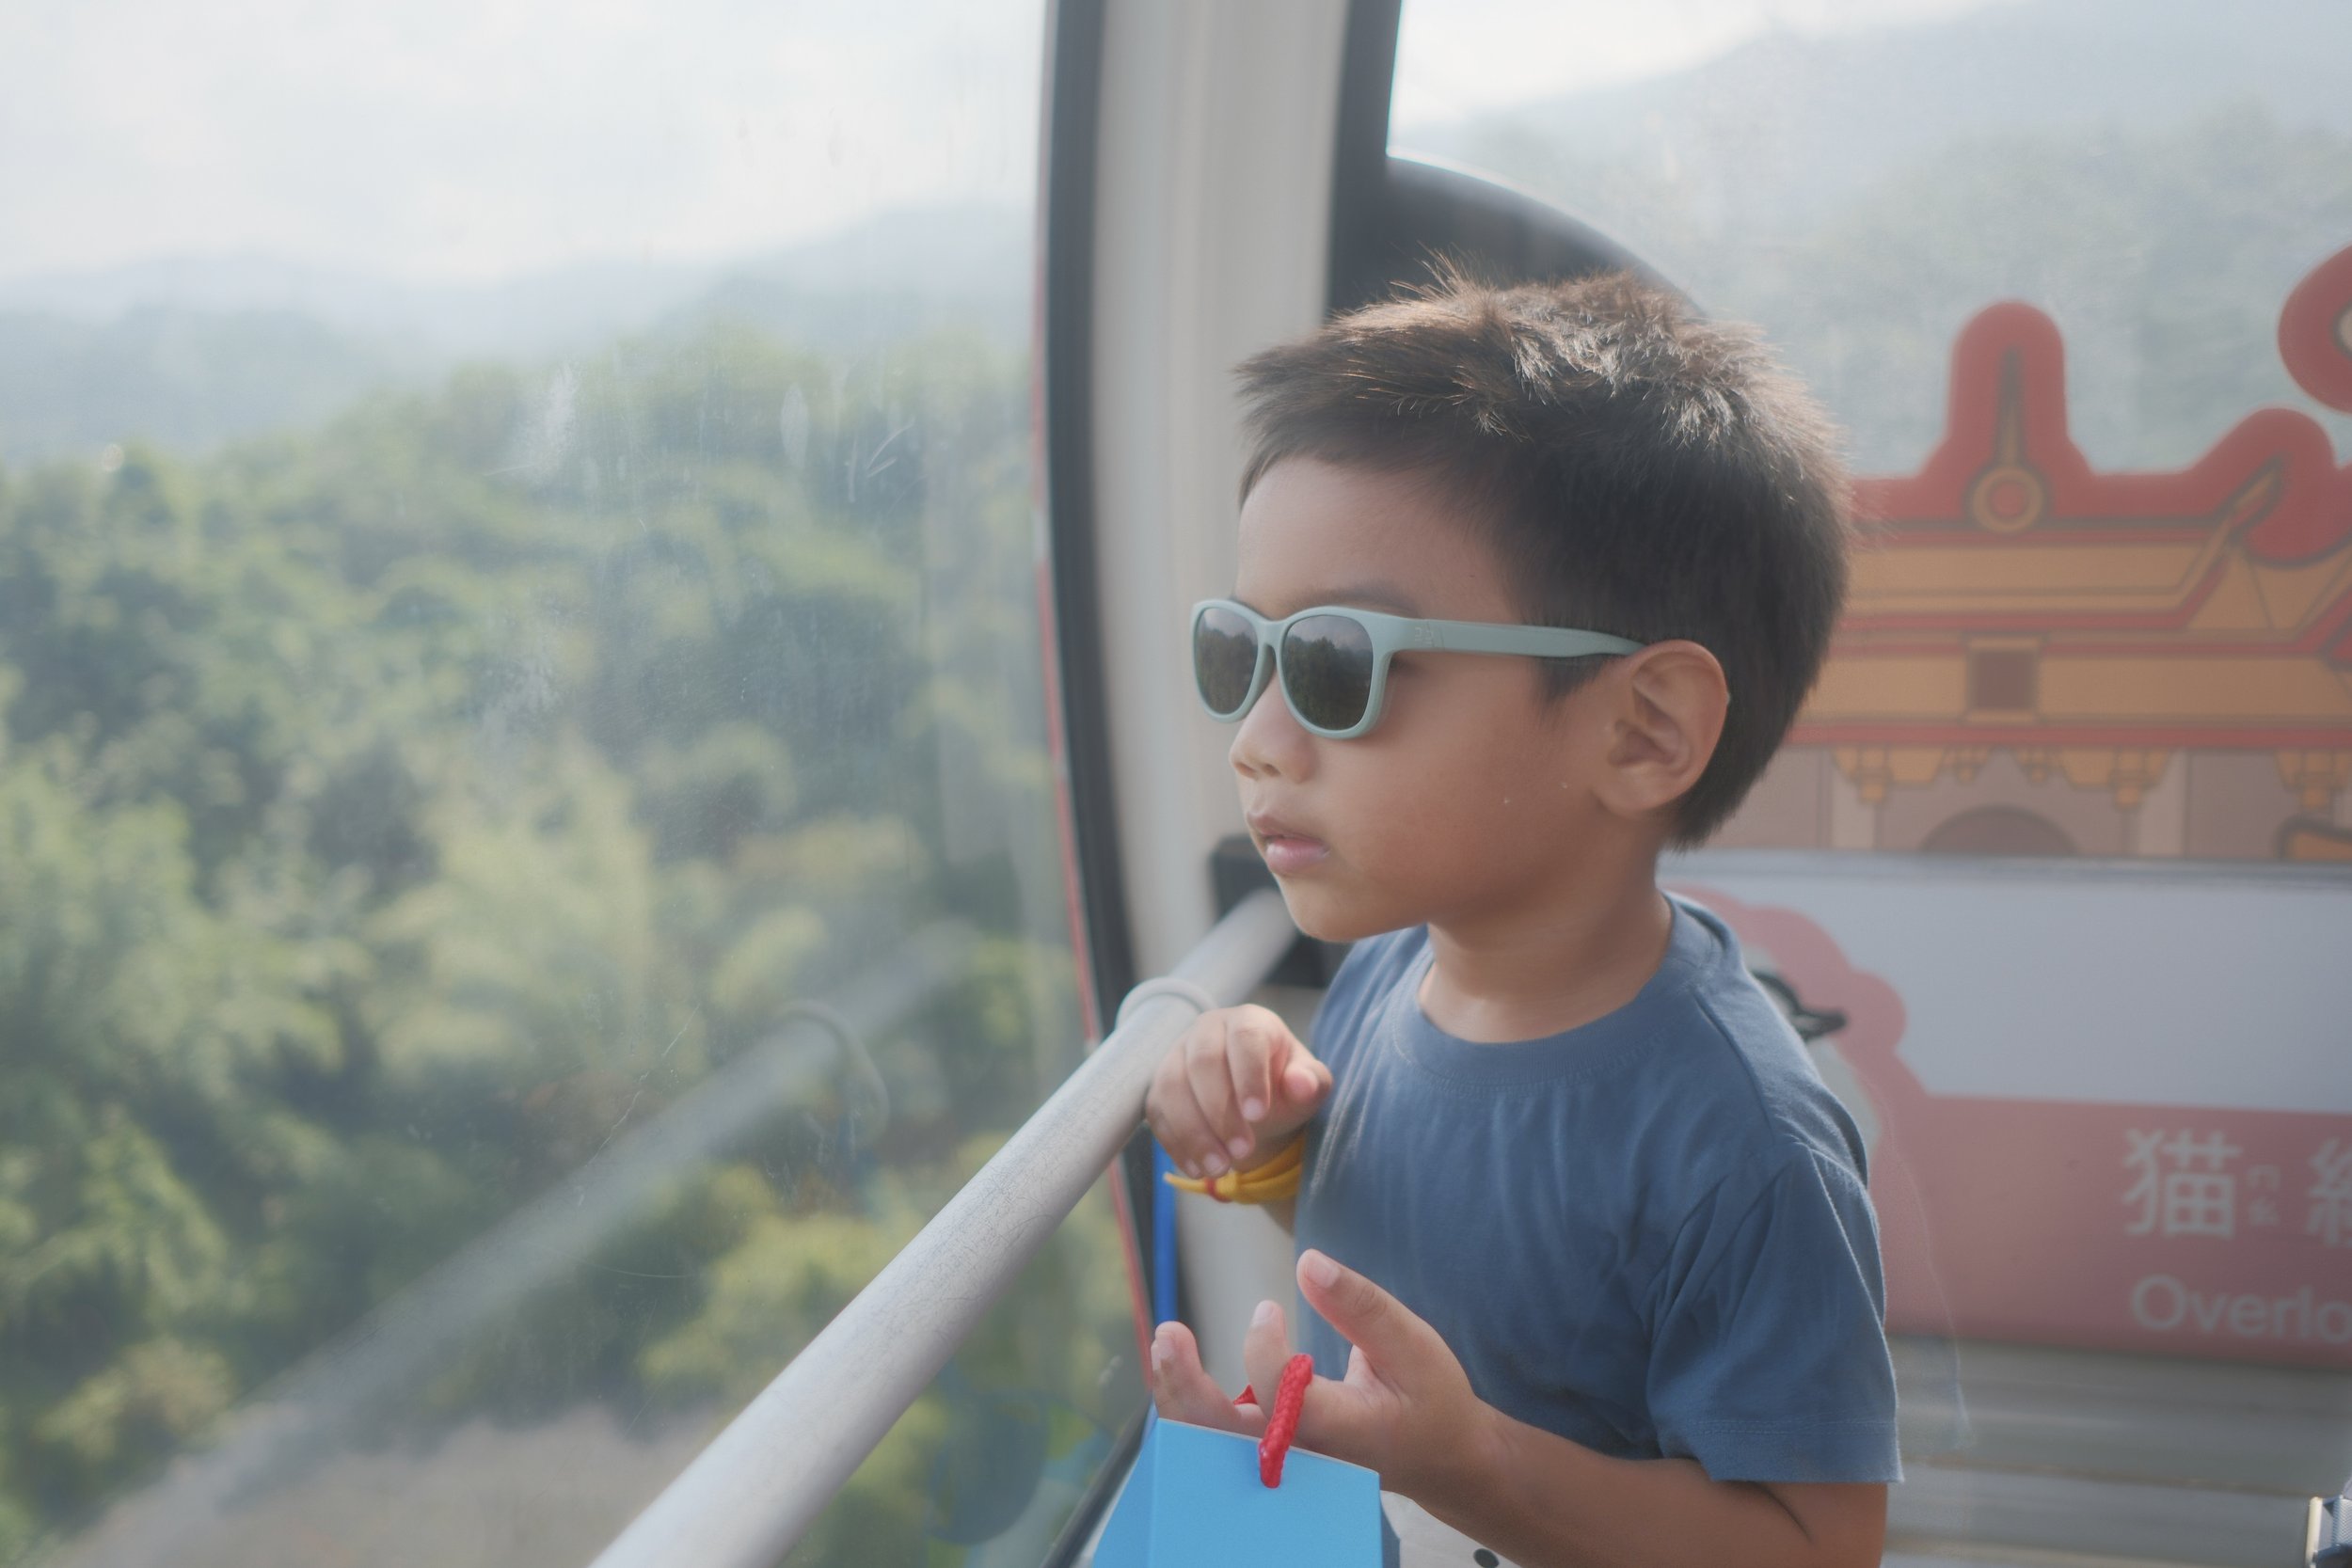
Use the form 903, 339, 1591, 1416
1392, 0, 2352, 1503
0, 4, 1142, 1563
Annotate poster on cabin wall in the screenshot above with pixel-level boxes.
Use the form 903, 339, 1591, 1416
1714, 245, 2352, 863
1667, 876, 2352, 1371
1678, 246, 2352, 1369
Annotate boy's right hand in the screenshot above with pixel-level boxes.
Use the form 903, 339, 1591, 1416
1145, 1005, 1332, 1179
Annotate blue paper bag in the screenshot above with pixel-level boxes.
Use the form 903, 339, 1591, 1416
1093, 1414, 1384, 1567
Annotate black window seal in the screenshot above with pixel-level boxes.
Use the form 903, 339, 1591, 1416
1040, 0, 1136, 1032
1328, 0, 1407, 319
1039, 0, 1174, 1423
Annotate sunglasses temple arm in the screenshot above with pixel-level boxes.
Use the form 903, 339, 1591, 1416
1425, 622, 1643, 658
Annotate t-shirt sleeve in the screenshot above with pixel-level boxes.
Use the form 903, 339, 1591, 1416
1645, 1146, 1901, 1484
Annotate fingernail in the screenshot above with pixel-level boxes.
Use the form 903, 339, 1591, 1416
1301, 1250, 1339, 1289
1251, 1299, 1278, 1328
1227, 1135, 1251, 1159
1203, 1151, 1228, 1175
1181, 1159, 1200, 1179
1240, 1098, 1265, 1120
1150, 1337, 1168, 1373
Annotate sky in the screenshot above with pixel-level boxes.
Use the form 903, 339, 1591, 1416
1391, 0, 1999, 128
0, 0, 2002, 289
0, 0, 1043, 285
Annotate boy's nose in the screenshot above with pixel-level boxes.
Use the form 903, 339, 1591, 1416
1229, 682, 1314, 781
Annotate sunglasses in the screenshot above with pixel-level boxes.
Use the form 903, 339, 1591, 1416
1191, 598, 1643, 739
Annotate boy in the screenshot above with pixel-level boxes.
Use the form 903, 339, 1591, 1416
1142, 271, 1898, 1567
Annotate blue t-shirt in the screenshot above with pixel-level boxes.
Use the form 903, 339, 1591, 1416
1294, 895, 1900, 1484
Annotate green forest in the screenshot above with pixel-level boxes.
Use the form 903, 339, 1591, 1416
0, 323, 1138, 1563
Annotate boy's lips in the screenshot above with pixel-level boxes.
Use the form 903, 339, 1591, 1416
1248, 812, 1329, 875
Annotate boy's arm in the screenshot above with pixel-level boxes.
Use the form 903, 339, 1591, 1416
1148, 1249, 1885, 1568
1436, 1416, 1885, 1568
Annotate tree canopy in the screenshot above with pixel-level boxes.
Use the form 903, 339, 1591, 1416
0, 321, 1134, 1564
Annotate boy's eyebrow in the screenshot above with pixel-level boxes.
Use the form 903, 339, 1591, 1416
1248, 582, 1423, 617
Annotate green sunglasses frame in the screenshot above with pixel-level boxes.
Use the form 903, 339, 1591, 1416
1190, 597, 1645, 739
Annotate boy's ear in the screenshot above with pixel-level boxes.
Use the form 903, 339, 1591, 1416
1592, 640, 1728, 828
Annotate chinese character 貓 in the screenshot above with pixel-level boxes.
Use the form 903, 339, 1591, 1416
2122, 1128, 2242, 1239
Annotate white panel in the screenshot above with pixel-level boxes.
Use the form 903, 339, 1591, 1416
1675, 853, 2352, 1116
1090, 0, 1351, 981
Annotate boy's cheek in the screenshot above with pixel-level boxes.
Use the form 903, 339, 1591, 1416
1263, 767, 1513, 939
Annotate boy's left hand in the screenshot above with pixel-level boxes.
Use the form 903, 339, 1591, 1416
1147, 1248, 1497, 1506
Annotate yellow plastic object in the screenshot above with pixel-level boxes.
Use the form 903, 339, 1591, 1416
1163, 1134, 1304, 1204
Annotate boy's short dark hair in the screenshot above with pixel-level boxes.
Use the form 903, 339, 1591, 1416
1232, 267, 1850, 845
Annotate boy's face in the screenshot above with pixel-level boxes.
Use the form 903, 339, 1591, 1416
1227, 456, 1616, 942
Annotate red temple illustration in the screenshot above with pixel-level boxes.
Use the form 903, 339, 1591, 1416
1718, 244, 2352, 862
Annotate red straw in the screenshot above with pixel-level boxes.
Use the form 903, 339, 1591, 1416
1257, 1354, 1315, 1487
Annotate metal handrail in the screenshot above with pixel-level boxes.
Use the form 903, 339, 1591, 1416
590, 888, 1299, 1568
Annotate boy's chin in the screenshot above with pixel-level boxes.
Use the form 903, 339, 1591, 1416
1272, 879, 1408, 945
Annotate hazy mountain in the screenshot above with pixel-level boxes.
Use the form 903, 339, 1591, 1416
0, 255, 718, 365
1392, 0, 2352, 473
709, 205, 1028, 302
0, 307, 393, 465
1395, 0, 2352, 241
660, 205, 1029, 353
0, 206, 1031, 464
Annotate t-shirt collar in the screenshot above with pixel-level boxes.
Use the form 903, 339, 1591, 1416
1388, 895, 1722, 1085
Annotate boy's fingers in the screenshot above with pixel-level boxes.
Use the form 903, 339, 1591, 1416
1229, 1300, 1385, 1470
1239, 1299, 1292, 1411
1277, 1317, 1409, 1470
1148, 1006, 1325, 1179
1288, 1373, 1383, 1463
1145, 1058, 1208, 1178
1184, 1024, 1247, 1163
1226, 1014, 1276, 1126
1279, 1045, 1331, 1109
1149, 1323, 1262, 1436
1295, 1249, 1439, 1380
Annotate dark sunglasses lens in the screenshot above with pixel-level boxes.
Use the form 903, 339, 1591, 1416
1281, 614, 1375, 732
1193, 606, 1261, 716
